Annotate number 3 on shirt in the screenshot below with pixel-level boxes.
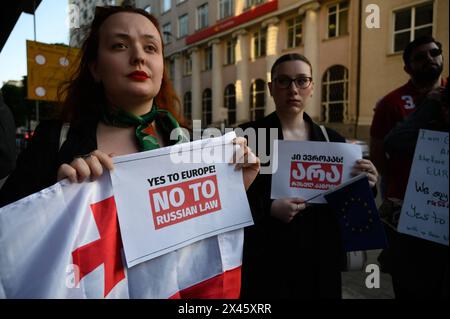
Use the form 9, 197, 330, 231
401, 95, 416, 110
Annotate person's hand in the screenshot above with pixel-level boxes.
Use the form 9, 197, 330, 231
351, 159, 378, 188
57, 150, 114, 183
270, 198, 306, 223
231, 137, 260, 191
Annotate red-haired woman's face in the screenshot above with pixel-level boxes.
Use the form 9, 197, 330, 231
89, 12, 164, 111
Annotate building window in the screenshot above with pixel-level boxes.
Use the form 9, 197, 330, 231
327, 1, 349, 38
202, 89, 212, 126
250, 79, 266, 121
253, 28, 266, 58
203, 46, 212, 71
176, 0, 186, 4
246, 0, 265, 9
224, 38, 236, 65
167, 59, 175, 81
321, 65, 349, 123
162, 23, 172, 44
178, 14, 188, 38
197, 4, 209, 30
183, 53, 192, 76
219, 0, 234, 20
224, 84, 236, 126
393, 2, 433, 53
287, 15, 302, 48
162, 0, 171, 13
183, 91, 192, 121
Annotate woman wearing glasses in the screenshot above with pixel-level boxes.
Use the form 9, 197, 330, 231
240, 53, 378, 299
0, 7, 259, 210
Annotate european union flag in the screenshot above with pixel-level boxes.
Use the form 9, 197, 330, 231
324, 174, 388, 252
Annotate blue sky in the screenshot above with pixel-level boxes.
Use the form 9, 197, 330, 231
0, 0, 69, 86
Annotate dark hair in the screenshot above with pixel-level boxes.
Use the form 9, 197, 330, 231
270, 53, 312, 80
58, 6, 184, 126
402, 35, 443, 68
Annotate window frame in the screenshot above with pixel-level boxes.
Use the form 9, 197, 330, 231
183, 53, 192, 76
327, 1, 349, 39
391, 1, 434, 53
196, 3, 209, 31
321, 65, 349, 123
202, 89, 213, 127
219, 0, 234, 20
245, 0, 265, 9
252, 28, 267, 59
162, 23, 172, 44
286, 15, 302, 48
224, 84, 236, 126
162, 0, 171, 13
249, 79, 266, 121
224, 38, 236, 65
203, 46, 213, 71
183, 91, 192, 121
178, 14, 188, 38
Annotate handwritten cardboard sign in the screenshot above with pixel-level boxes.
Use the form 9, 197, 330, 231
110, 132, 254, 267
271, 140, 362, 203
398, 129, 449, 246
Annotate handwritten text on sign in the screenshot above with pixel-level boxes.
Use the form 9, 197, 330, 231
150, 174, 221, 229
398, 130, 449, 246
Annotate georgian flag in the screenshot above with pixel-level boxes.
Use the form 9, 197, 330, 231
0, 173, 242, 298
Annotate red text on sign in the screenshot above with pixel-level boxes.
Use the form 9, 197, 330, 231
290, 161, 343, 190
149, 175, 222, 230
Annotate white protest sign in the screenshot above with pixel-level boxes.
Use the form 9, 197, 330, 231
110, 132, 254, 267
271, 140, 362, 203
398, 129, 449, 246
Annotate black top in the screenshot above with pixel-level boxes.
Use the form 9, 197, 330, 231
0, 95, 16, 179
239, 111, 347, 299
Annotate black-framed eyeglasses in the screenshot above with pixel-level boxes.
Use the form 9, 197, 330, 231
411, 48, 442, 63
273, 76, 313, 89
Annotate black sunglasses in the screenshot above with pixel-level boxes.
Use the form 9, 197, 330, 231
411, 48, 442, 62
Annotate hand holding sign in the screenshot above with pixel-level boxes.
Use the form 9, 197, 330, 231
270, 198, 306, 223
110, 132, 255, 267
351, 159, 378, 188
231, 137, 260, 191
271, 140, 362, 203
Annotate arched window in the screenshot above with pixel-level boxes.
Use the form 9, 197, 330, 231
183, 91, 192, 121
321, 65, 349, 123
224, 84, 236, 126
249, 79, 265, 121
202, 89, 212, 127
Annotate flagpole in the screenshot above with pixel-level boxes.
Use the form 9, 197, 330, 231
33, 0, 39, 126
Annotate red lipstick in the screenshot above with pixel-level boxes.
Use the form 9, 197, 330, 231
127, 70, 149, 81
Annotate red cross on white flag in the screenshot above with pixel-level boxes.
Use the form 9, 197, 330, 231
0, 173, 242, 298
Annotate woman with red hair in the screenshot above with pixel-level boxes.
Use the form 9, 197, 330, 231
0, 6, 259, 206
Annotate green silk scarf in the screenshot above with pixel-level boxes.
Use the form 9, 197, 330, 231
101, 104, 186, 151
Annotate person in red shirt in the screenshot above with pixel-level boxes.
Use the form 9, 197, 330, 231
371, 36, 445, 200
370, 36, 446, 298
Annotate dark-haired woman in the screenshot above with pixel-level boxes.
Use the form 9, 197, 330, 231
0, 6, 259, 208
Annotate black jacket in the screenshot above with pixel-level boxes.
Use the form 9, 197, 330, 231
239, 112, 347, 299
